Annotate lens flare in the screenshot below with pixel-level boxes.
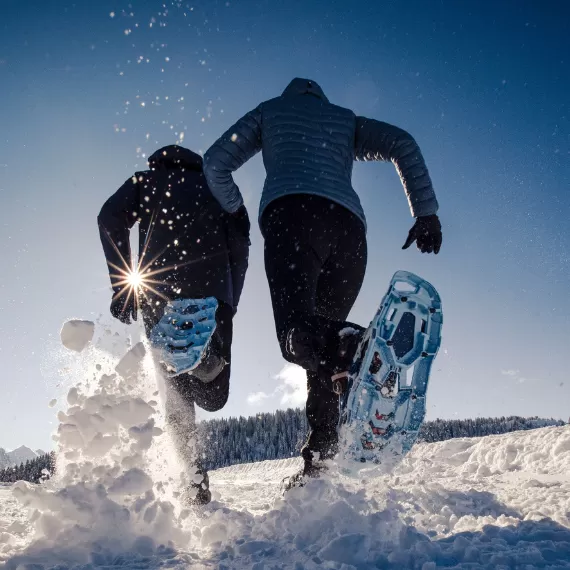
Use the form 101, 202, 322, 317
127, 269, 144, 289
101, 209, 229, 316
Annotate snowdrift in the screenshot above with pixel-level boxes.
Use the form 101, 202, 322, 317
0, 319, 568, 569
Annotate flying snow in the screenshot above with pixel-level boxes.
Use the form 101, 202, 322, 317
59, 320, 94, 352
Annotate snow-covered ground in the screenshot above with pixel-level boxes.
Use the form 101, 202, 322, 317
0, 320, 569, 569
2, 425, 570, 569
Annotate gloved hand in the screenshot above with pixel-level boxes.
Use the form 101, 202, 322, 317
230, 204, 251, 243
402, 214, 442, 254
110, 294, 138, 324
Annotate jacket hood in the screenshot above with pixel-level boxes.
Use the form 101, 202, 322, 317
148, 145, 203, 170
282, 78, 329, 103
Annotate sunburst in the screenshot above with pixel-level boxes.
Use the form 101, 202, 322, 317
126, 268, 144, 289
100, 213, 225, 319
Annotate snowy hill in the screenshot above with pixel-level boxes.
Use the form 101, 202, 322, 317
1, 424, 569, 568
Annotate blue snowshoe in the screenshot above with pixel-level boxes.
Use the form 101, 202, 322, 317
337, 271, 443, 473
149, 297, 221, 378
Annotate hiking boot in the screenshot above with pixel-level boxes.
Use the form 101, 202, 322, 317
333, 326, 364, 374
281, 459, 329, 493
281, 445, 333, 493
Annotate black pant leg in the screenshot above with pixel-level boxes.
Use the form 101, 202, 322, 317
304, 369, 342, 460
262, 194, 368, 462
192, 367, 230, 412
304, 205, 368, 460
261, 198, 326, 362
315, 209, 368, 322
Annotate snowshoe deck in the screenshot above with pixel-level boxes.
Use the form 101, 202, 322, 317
149, 297, 218, 377
337, 271, 443, 472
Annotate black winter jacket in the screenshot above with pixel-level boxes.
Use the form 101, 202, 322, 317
98, 145, 249, 314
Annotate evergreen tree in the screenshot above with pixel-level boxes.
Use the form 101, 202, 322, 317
0, 452, 55, 484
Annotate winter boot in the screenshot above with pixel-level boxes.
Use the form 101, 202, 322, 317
328, 326, 364, 395
280, 447, 332, 493
284, 314, 364, 377
281, 459, 329, 493
191, 327, 226, 383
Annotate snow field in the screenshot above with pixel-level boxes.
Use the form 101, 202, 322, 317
204, 426, 570, 568
0, 319, 569, 569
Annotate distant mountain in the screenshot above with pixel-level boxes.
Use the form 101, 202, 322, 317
8, 446, 40, 466
0, 446, 47, 469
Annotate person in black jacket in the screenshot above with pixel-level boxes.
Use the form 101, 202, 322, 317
98, 145, 250, 504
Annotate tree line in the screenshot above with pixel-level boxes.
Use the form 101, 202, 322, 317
0, 452, 56, 484
1, 413, 564, 483
198, 411, 565, 471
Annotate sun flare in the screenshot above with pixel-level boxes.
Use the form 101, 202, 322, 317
126, 269, 144, 289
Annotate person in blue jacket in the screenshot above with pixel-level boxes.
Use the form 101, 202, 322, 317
98, 145, 250, 503
203, 78, 442, 485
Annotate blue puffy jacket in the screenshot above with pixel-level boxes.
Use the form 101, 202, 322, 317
204, 78, 438, 229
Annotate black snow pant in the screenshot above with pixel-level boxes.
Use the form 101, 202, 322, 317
141, 298, 233, 468
261, 194, 367, 462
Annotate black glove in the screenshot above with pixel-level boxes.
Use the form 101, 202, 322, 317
230, 204, 251, 243
402, 214, 442, 254
110, 294, 138, 324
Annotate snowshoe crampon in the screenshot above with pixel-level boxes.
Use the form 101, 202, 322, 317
149, 297, 218, 377
337, 271, 443, 473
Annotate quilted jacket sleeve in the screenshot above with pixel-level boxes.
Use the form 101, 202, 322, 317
354, 116, 438, 217
203, 106, 263, 213
97, 176, 139, 293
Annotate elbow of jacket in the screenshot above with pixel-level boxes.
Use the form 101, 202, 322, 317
203, 148, 217, 172
395, 135, 417, 154
204, 165, 230, 191
203, 151, 220, 185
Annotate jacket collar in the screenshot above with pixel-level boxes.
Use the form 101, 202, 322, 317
282, 78, 329, 103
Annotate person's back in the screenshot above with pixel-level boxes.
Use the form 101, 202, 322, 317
135, 146, 223, 302
204, 77, 439, 235
98, 145, 248, 326
258, 79, 363, 223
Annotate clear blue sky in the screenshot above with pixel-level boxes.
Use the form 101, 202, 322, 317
1, 0, 568, 451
